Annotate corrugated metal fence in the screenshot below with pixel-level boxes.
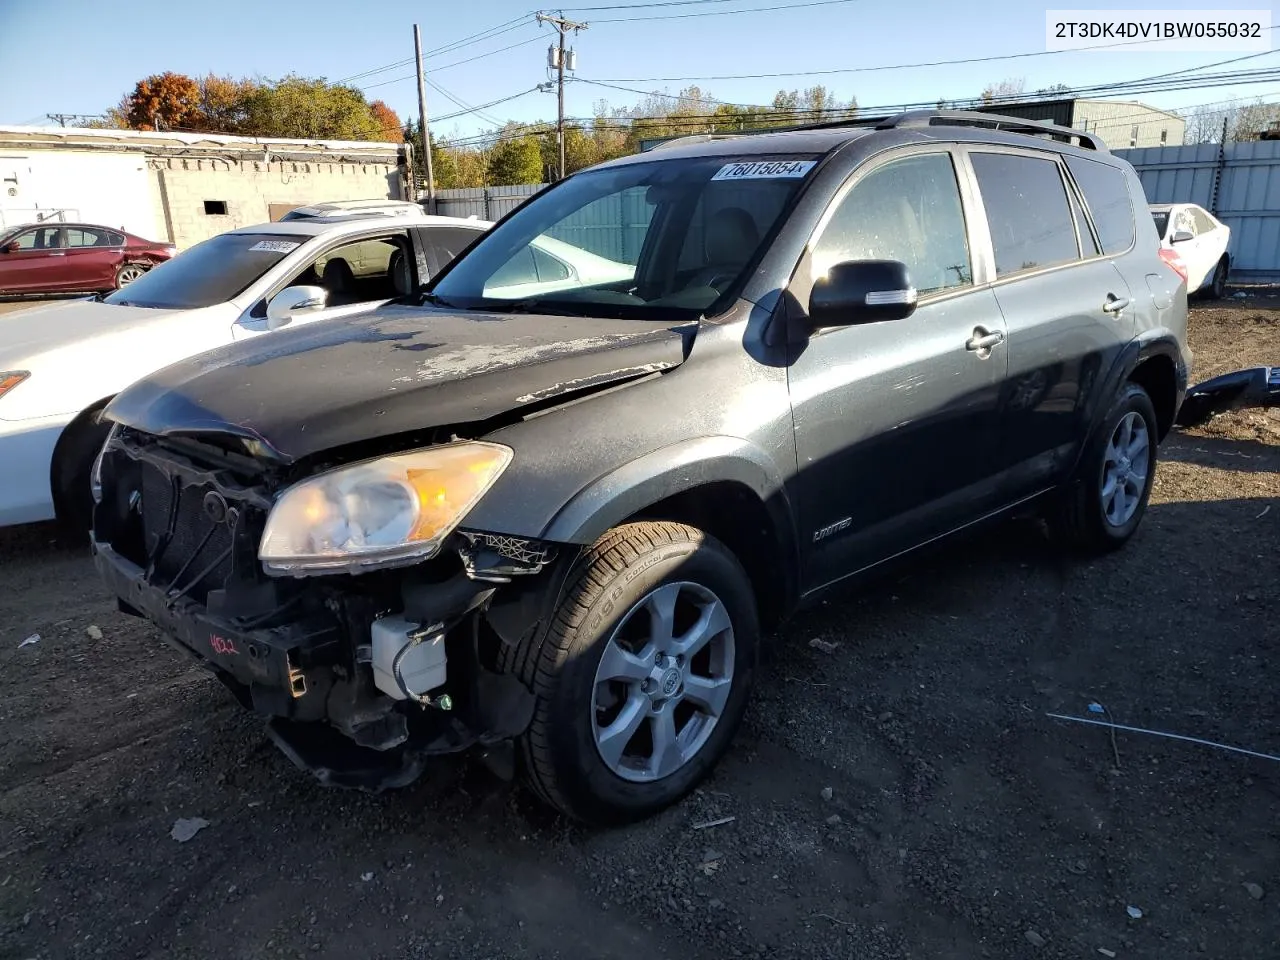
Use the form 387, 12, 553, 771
1116, 140, 1280, 281
432, 185, 540, 221
434, 141, 1280, 280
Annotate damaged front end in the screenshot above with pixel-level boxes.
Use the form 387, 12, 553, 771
90, 427, 565, 791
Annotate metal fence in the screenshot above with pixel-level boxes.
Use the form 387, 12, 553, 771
432, 185, 540, 221
434, 140, 1280, 281
1116, 140, 1280, 281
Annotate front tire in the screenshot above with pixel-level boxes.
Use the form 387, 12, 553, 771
1051, 382, 1158, 554
501, 521, 759, 824
51, 412, 112, 540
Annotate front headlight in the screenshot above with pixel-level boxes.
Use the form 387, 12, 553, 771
259, 441, 512, 576
0, 371, 29, 401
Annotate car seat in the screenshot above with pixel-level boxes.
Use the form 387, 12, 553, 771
321, 257, 358, 306
687, 207, 759, 291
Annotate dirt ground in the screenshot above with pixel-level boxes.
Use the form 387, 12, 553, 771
2, 293, 1277, 960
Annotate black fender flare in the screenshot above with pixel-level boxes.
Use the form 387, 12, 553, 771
1074, 334, 1187, 473
538, 435, 802, 610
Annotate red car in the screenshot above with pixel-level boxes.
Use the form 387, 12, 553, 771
0, 222, 175, 295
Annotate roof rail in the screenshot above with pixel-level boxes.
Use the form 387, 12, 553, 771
875, 110, 1108, 152
647, 133, 745, 152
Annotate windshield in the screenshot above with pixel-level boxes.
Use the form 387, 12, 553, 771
430, 154, 818, 319
1151, 211, 1169, 239
102, 232, 304, 309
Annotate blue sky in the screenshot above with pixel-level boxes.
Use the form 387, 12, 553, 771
1, 0, 1278, 137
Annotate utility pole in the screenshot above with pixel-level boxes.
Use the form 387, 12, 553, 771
413, 24, 436, 211
537, 11, 587, 180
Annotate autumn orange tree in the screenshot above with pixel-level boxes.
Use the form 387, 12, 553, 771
103, 72, 403, 141
369, 101, 404, 142
124, 72, 203, 131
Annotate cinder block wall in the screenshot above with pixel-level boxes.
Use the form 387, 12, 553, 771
148, 158, 404, 249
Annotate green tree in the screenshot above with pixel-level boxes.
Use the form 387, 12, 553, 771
488, 128, 545, 185
241, 75, 383, 140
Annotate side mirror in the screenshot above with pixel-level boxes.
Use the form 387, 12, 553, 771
265, 285, 328, 330
809, 260, 917, 328
1171, 229, 1194, 244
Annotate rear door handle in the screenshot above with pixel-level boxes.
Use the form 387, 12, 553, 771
966, 327, 1006, 354
47, 251, 66, 257
1102, 294, 1130, 315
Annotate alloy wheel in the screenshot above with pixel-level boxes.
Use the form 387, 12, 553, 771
591, 581, 735, 783
1099, 411, 1150, 527
117, 265, 146, 286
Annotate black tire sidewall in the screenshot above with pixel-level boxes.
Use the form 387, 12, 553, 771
1212, 259, 1227, 299
542, 531, 758, 822
1082, 383, 1158, 544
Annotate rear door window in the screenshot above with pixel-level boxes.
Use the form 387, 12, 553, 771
65, 227, 112, 248
419, 225, 486, 276
971, 153, 1078, 277
1064, 156, 1135, 255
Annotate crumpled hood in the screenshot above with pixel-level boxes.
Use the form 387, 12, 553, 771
104, 302, 689, 462
0, 298, 183, 366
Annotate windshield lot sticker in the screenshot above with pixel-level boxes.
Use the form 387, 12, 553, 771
248, 239, 302, 253
711, 160, 816, 181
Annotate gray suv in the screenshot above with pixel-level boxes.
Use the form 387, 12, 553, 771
91, 111, 1190, 823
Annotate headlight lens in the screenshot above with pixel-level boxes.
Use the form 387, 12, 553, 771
0, 371, 29, 400
259, 441, 512, 576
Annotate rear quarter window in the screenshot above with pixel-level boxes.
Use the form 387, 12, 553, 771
1065, 156, 1135, 255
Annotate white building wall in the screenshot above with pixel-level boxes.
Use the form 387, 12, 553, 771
1075, 100, 1187, 150
0, 151, 159, 237
148, 157, 403, 249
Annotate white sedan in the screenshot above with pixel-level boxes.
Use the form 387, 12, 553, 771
0, 211, 634, 531
1150, 203, 1231, 299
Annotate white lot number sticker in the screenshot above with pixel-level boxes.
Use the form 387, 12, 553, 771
248, 239, 302, 254
711, 159, 815, 181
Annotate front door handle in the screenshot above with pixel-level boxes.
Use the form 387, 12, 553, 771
46, 251, 66, 257
1102, 294, 1130, 315
966, 326, 1006, 355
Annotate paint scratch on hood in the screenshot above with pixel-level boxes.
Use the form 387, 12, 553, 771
409, 335, 637, 384
515, 361, 676, 404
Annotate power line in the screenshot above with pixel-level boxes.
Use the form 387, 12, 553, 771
564, 0, 753, 9
340, 14, 536, 84
592, 0, 858, 21
592, 25, 1280, 82
433, 88, 542, 124
427, 78, 505, 127
360, 36, 546, 90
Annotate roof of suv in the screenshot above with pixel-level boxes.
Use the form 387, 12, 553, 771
222, 213, 487, 240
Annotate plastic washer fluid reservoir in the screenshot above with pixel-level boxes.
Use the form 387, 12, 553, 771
371, 617, 447, 700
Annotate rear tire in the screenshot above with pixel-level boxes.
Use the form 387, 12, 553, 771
1209, 256, 1228, 300
115, 263, 147, 288
1051, 382, 1158, 554
499, 521, 759, 824
51, 411, 112, 541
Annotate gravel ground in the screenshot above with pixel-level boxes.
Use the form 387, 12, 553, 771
1, 292, 1277, 960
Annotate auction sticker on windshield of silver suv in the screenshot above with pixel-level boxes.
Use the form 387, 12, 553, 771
711, 159, 816, 180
